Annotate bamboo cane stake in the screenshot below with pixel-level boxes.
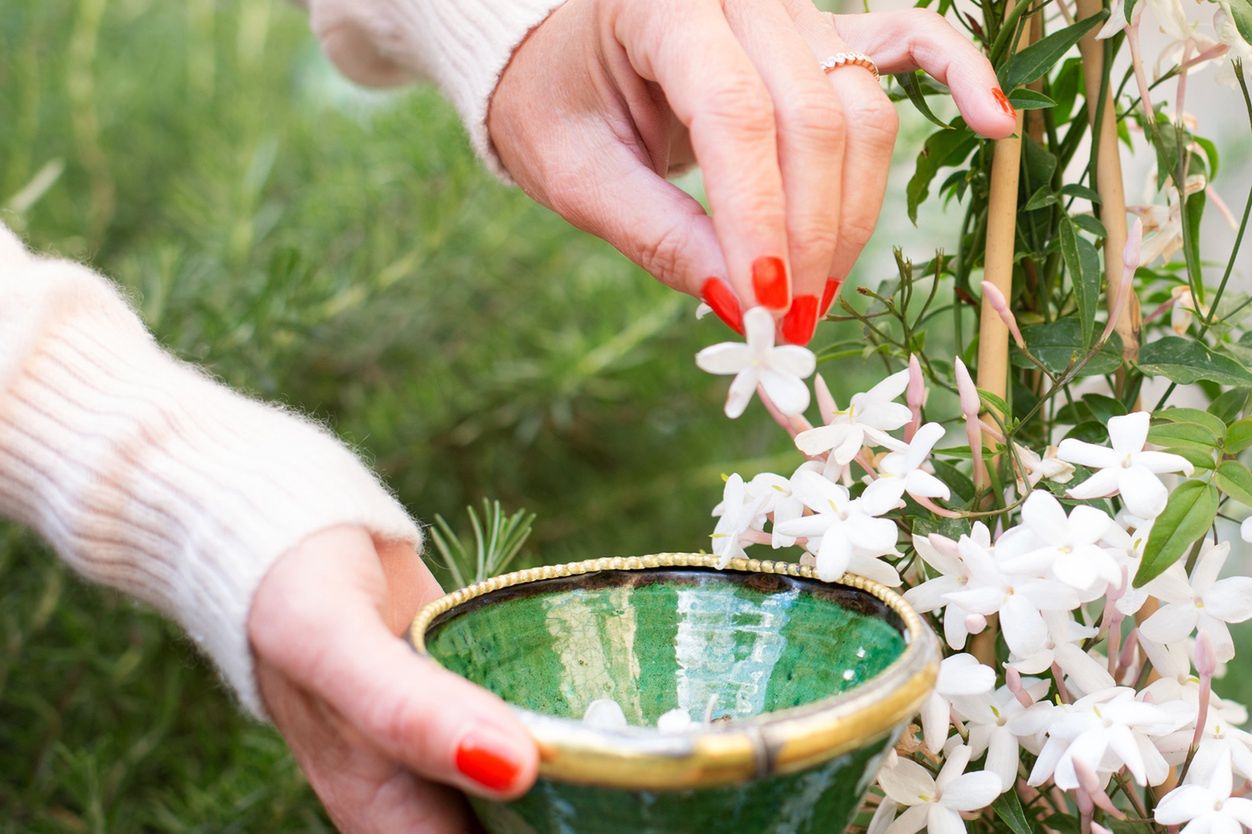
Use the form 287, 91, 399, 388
970, 14, 1033, 667
1075, 0, 1140, 360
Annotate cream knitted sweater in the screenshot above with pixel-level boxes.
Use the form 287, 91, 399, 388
0, 0, 565, 717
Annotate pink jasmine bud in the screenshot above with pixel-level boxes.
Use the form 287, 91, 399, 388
927, 533, 960, 560
953, 357, 980, 418
814, 372, 838, 424
980, 281, 1026, 349
965, 613, 988, 635
954, 356, 988, 485
1006, 666, 1035, 708
1101, 217, 1142, 344
1195, 629, 1218, 678
906, 355, 925, 442
1073, 759, 1125, 819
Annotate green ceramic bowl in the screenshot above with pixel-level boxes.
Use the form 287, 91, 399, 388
410, 554, 938, 834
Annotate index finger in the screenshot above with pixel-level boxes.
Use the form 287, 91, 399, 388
615, 0, 793, 314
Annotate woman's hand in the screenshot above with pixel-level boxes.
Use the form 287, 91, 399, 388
490, 0, 1017, 344
248, 526, 537, 833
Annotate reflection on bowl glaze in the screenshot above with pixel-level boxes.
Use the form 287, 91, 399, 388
411, 554, 938, 834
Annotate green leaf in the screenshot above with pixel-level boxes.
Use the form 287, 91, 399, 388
1169, 446, 1219, 471
1183, 188, 1206, 295
1085, 394, 1128, 424
907, 127, 977, 225
894, 70, 953, 130
998, 12, 1108, 89
1215, 460, 1252, 508
1015, 319, 1124, 377
1210, 389, 1250, 423
1072, 214, 1108, 239
1137, 337, 1252, 386
1059, 218, 1100, 349
1008, 88, 1057, 110
1059, 183, 1101, 203
1023, 186, 1059, 211
1157, 407, 1229, 438
978, 388, 1012, 418
1134, 480, 1219, 586
1194, 135, 1221, 181
1228, 0, 1252, 47
1227, 418, 1252, 455
1148, 421, 1220, 450
992, 791, 1036, 834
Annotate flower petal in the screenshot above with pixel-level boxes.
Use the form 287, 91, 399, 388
884, 804, 929, 834
1192, 541, 1231, 593
877, 757, 935, 805
695, 343, 752, 375
1136, 450, 1194, 475
1153, 784, 1212, 824
1108, 411, 1150, 455
1117, 467, 1169, 519
1057, 438, 1119, 469
795, 424, 852, 456
742, 306, 776, 349
760, 368, 810, 416
1203, 577, 1252, 623
1066, 467, 1122, 500
940, 772, 1002, 811
771, 344, 817, 378
924, 806, 966, 834
904, 469, 952, 500
1000, 594, 1048, 657
1140, 602, 1200, 643
723, 369, 759, 419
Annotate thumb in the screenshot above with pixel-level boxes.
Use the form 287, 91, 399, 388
251, 528, 539, 799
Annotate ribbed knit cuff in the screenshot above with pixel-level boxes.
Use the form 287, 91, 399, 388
0, 250, 420, 718
307, 0, 568, 180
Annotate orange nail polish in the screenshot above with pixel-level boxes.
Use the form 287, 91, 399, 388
819, 277, 843, 317
781, 295, 819, 345
456, 734, 521, 792
701, 277, 744, 335
992, 87, 1015, 117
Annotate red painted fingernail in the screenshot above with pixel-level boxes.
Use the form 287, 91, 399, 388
819, 277, 843, 317
455, 733, 522, 792
701, 277, 744, 335
781, 295, 819, 345
751, 256, 789, 310
992, 87, 1015, 117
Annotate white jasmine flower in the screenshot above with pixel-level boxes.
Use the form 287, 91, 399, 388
1057, 412, 1194, 518
1013, 443, 1075, 489
1022, 687, 1183, 789
583, 698, 628, 729
695, 306, 816, 419
1155, 749, 1252, 832
955, 678, 1052, 791
710, 474, 768, 568
656, 708, 693, 733
744, 463, 817, 548
1214, 2, 1252, 86
1131, 175, 1208, 267
996, 491, 1122, 597
944, 535, 1080, 659
1139, 541, 1252, 662
777, 471, 900, 584
1006, 612, 1115, 697
904, 532, 985, 650
876, 745, 1000, 833
861, 422, 952, 513
793, 370, 911, 465
920, 654, 996, 754
1169, 285, 1206, 335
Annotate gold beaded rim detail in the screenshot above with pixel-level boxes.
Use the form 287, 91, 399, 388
410, 554, 938, 790
819, 50, 881, 80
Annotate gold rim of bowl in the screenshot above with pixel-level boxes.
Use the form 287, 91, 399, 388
409, 553, 939, 791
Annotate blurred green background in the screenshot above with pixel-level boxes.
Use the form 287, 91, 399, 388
2, 1, 1249, 831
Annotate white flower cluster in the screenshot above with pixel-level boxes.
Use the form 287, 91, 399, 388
695, 341, 1252, 833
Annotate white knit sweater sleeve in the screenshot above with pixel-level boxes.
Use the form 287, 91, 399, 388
0, 226, 420, 717
301, 0, 568, 178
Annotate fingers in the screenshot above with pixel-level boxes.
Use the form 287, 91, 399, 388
616, 0, 792, 315
250, 528, 539, 800
721, 0, 844, 345
831, 8, 1018, 139
781, 1, 899, 301
258, 665, 476, 834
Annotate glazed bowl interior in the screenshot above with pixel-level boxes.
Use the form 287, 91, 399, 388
420, 562, 908, 728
